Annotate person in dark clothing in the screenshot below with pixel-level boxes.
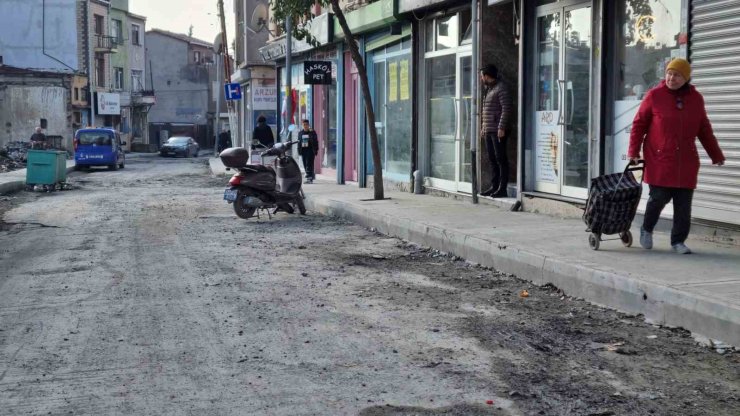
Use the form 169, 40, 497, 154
29, 126, 47, 149
299, 119, 319, 183
479, 64, 513, 198
218, 129, 232, 152
251, 115, 275, 149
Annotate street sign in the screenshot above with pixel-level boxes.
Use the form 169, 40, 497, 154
224, 83, 242, 100
304, 61, 332, 85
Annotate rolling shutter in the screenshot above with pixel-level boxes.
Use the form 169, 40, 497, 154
690, 0, 740, 226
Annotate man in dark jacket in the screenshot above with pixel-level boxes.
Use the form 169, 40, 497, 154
29, 126, 47, 149
299, 119, 319, 183
251, 115, 274, 149
480, 64, 513, 197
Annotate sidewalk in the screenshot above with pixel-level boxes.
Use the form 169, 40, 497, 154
210, 157, 740, 346
0, 159, 77, 194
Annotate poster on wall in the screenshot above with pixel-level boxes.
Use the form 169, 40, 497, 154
253, 86, 277, 111
535, 111, 559, 184
388, 61, 398, 102
399, 60, 410, 101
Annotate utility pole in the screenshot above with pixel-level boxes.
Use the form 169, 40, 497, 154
285, 17, 292, 142
87, 0, 96, 127
471, 0, 479, 204
217, 0, 238, 146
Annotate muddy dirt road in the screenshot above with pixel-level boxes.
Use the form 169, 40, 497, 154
0, 156, 738, 415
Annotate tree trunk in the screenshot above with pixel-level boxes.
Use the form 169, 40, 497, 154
330, 0, 384, 200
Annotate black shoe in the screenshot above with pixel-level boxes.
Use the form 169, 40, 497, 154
480, 186, 495, 196
491, 190, 508, 198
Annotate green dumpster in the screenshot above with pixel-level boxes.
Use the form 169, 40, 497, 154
26, 150, 67, 186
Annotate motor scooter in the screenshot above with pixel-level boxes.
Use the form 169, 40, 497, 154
220, 130, 305, 220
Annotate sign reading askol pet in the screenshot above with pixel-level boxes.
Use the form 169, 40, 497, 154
304, 61, 332, 85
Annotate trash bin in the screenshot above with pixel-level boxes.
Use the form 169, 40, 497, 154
26, 150, 67, 186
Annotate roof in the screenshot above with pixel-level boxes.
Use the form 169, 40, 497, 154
126, 12, 147, 21
0, 65, 75, 77
146, 29, 213, 48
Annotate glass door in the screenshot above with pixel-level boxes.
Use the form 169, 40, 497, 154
457, 54, 473, 193
533, 2, 592, 199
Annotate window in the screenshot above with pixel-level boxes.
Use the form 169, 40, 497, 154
131, 24, 140, 45
111, 19, 123, 44
114, 67, 124, 90
131, 69, 143, 92
94, 14, 104, 35
194, 51, 201, 63
96, 57, 105, 87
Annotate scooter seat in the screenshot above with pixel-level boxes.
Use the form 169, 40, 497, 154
239, 164, 274, 173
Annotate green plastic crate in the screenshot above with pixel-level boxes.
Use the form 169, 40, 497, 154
26, 150, 67, 185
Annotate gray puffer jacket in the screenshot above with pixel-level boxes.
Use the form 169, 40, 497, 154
481, 80, 513, 135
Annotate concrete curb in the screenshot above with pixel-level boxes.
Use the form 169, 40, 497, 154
0, 164, 77, 196
304, 194, 740, 347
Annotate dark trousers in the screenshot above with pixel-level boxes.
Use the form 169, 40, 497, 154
484, 133, 509, 192
642, 185, 694, 245
301, 150, 315, 179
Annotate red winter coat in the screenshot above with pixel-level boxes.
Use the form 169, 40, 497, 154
628, 81, 725, 189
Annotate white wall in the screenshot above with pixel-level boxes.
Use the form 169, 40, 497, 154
0, 85, 71, 148
0, 0, 79, 72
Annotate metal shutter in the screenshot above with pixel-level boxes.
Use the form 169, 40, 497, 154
690, 0, 740, 226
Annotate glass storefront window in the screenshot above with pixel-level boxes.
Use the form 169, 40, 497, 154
611, 0, 682, 173
386, 56, 412, 176
617, 0, 682, 100
327, 84, 337, 170
428, 54, 457, 180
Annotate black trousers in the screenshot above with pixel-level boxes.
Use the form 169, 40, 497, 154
484, 133, 509, 192
301, 150, 315, 179
642, 185, 694, 245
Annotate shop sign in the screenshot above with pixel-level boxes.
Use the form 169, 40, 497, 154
97, 92, 120, 115
253, 86, 277, 110
304, 61, 332, 85
535, 111, 559, 184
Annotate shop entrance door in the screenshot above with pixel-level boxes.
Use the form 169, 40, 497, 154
427, 51, 473, 193
532, 2, 592, 199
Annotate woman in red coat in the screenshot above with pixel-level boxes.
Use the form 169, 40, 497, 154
629, 58, 725, 254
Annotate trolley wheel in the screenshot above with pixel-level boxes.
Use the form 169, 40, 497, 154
620, 230, 633, 247
589, 233, 601, 251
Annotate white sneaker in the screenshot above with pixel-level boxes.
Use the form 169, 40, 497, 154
640, 228, 653, 249
672, 243, 692, 254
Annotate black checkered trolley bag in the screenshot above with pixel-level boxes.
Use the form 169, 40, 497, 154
582, 160, 644, 250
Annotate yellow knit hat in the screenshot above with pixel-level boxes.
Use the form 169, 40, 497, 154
666, 58, 691, 80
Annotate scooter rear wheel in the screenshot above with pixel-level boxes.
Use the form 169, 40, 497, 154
233, 190, 257, 219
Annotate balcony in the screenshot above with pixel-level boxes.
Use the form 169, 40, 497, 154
132, 90, 156, 106
94, 35, 118, 53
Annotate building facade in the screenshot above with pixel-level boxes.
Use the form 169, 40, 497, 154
145, 29, 215, 148
253, 0, 739, 230
0, 0, 80, 148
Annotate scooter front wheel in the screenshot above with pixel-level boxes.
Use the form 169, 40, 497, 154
233, 190, 257, 219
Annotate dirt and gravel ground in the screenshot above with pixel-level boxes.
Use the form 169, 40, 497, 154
0, 155, 738, 415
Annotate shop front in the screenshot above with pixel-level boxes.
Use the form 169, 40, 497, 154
309, 49, 340, 179
367, 28, 414, 184
416, 6, 474, 194
526, 0, 595, 200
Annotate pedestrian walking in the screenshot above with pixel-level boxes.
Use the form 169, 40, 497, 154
479, 64, 513, 198
628, 58, 725, 254
29, 126, 47, 149
252, 115, 274, 150
298, 119, 319, 183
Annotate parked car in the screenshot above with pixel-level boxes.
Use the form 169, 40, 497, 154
73, 128, 126, 170
160, 136, 199, 158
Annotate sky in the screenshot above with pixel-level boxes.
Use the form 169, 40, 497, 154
129, 0, 236, 46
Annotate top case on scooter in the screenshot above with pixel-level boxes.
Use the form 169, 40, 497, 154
219, 147, 249, 168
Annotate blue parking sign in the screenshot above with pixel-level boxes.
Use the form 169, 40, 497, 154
224, 83, 242, 100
